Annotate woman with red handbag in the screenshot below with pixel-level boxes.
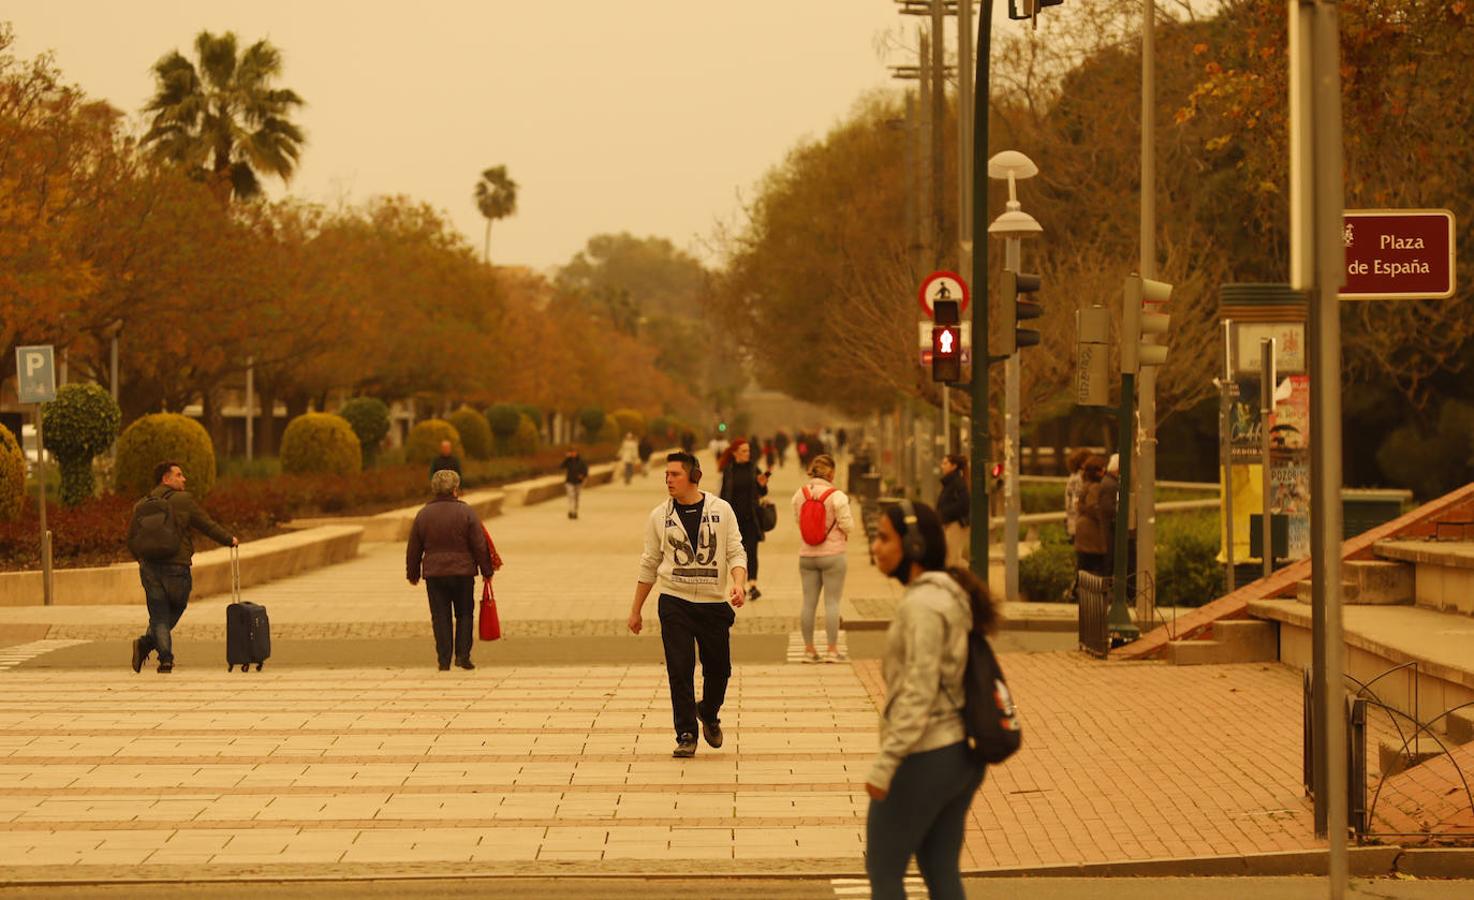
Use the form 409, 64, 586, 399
406, 471, 495, 670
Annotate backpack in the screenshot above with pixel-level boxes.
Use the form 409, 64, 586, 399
128, 492, 182, 562
799, 486, 837, 546
959, 627, 1022, 765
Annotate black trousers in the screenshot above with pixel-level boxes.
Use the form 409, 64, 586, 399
424, 575, 475, 666
657, 594, 734, 738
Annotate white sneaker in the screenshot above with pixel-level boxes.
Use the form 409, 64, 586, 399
802, 650, 822, 664
825, 649, 848, 664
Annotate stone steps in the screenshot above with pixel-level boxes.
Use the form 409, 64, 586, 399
1167, 619, 1276, 666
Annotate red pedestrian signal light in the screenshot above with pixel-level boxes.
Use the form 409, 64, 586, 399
932, 325, 961, 383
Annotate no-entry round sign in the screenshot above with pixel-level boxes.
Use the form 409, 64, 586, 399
918, 271, 970, 317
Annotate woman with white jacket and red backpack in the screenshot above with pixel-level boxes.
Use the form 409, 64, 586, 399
791, 453, 854, 663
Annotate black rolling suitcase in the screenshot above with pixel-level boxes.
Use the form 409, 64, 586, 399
225, 546, 271, 672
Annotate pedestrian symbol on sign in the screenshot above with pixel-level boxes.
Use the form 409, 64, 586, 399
939, 330, 955, 354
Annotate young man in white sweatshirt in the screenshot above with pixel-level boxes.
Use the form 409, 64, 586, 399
628, 451, 748, 758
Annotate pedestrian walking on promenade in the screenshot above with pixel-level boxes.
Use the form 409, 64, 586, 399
129, 461, 238, 674
774, 430, 790, 467
762, 439, 776, 470
406, 470, 495, 671
429, 439, 461, 479
680, 430, 696, 454
560, 446, 589, 519
718, 438, 769, 602
865, 500, 997, 900
792, 453, 853, 663
1064, 448, 1091, 544
837, 427, 849, 454
936, 454, 971, 568
619, 432, 640, 485
627, 451, 748, 758
637, 434, 654, 477
1074, 455, 1109, 575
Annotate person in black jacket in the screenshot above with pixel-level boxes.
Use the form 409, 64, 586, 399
559, 447, 590, 519
719, 438, 770, 601
936, 454, 971, 568
429, 439, 462, 479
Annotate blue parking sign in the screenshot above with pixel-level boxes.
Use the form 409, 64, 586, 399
15, 346, 56, 404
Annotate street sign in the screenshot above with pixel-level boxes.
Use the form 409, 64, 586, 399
917, 270, 970, 317
917, 321, 973, 349
15, 346, 56, 404
1341, 209, 1456, 300
920, 349, 973, 366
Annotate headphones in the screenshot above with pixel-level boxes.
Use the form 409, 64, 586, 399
671, 453, 702, 484
897, 499, 926, 562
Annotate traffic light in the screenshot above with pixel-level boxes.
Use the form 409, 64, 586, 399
1008, 0, 1064, 21
1120, 274, 1172, 374
1001, 270, 1042, 353
931, 298, 961, 383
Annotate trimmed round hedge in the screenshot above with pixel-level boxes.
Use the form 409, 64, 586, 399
280, 413, 363, 476
577, 407, 606, 442
41, 382, 122, 506
115, 413, 217, 498
405, 419, 462, 465
610, 408, 646, 439
0, 424, 25, 521
448, 406, 493, 461
484, 404, 521, 443
505, 413, 540, 456
339, 397, 391, 464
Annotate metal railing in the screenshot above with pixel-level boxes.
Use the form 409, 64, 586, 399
1077, 571, 1111, 658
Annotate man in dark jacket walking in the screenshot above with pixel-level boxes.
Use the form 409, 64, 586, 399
407, 470, 495, 670
429, 439, 462, 480
131, 461, 237, 674
559, 447, 589, 520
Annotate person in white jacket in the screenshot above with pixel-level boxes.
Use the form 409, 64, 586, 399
628, 451, 748, 758
618, 433, 640, 485
865, 499, 997, 900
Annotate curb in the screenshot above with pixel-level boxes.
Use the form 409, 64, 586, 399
845, 617, 1077, 634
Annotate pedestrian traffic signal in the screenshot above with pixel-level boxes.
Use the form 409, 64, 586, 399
1001, 270, 1043, 353
932, 325, 962, 383
1120, 274, 1172, 374
1008, 0, 1064, 21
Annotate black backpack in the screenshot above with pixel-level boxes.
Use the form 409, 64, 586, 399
954, 595, 1022, 765
128, 492, 181, 562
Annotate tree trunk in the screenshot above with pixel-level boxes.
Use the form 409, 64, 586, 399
284, 392, 310, 428
483, 219, 491, 265
257, 382, 278, 457
201, 386, 227, 457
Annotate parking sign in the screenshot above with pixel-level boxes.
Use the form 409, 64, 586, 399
15, 346, 56, 404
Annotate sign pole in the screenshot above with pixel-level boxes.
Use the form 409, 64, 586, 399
1221, 321, 1237, 596
34, 406, 52, 607
969, 0, 994, 588
1261, 338, 1277, 581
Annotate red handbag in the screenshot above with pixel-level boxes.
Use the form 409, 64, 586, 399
479, 578, 501, 642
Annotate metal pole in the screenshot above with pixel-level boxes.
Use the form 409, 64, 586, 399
1005, 238, 1021, 601
1110, 372, 1138, 635
1221, 320, 1236, 595
109, 337, 119, 404
929, 0, 946, 261
34, 407, 52, 607
1261, 338, 1276, 581
244, 356, 255, 463
969, 0, 994, 585
954, 0, 973, 461
1307, 0, 1348, 890
1136, 0, 1160, 630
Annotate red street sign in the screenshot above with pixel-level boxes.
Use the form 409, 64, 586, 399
1341, 209, 1456, 300
918, 271, 970, 317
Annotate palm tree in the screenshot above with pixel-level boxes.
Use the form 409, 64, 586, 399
474, 166, 519, 263
141, 31, 305, 202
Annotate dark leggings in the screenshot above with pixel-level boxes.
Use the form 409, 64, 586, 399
866, 742, 985, 900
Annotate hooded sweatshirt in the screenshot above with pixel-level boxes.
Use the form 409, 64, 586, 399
638, 491, 747, 603
867, 570, 972, 792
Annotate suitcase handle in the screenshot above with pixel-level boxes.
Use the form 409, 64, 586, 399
231, 544, 241, 603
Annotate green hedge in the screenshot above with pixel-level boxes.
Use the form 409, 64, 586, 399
280, 413, 362, 477
115, 413, 217, 498
339, 397, 391, 465
405, 419, 462, 465
41, 383, 121, 506
448, 406, 493, 461
1016, 511, 1224, 607
0, 424, 24, 521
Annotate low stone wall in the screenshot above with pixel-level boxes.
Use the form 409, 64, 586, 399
502, 463, 616, 507
0, 525, 363, 607
286, 489, 506, 542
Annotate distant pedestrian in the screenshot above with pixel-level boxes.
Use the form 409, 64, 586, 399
129, 461, 238, 674
774, 431, 790, 467
866, 500, 997, 900
637, 435, 654, 476
560, 446, 589, 519
619, 432, 640, 485
792, 453, 853, 663
708, 433, 730, 463
762, 439, 776, 470
1099, 453, 1121, 575
406, 470, 494, 671
429, 439, 461, 480
837, 427, 849, 454
719, 438, 769, 602
1064, 448, 1091, 544
627, 451, 747, 758
936, 454, 970, 568
680, 430, 696, 454
1074, 456, 1109, 575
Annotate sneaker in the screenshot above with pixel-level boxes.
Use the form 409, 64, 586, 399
156, 662, 173, 674
672, 733, 698, 758
438, 663, 451, 672
801, 649, 822, 664
456, 659, 475, 670
747, 586, 762, 602
825, 649, 848, 664
131, 639, 146, 674
701, 718, 723, 749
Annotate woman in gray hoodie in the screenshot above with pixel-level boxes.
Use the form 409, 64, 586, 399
864, 500, 998, 900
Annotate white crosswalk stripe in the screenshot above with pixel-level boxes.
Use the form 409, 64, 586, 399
786, 630, 850, 664
830, 876, 929, 898
0, 640, 89, 670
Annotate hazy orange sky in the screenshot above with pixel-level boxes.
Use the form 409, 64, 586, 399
7, 1, 1011, 272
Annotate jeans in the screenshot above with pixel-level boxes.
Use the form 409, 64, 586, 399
657, 594, 734, 738
798, 554, 847, 648
424, 575, 475, 666
866, 742, 985, 900
565, 482, 582, 515
138, 563, 193, 664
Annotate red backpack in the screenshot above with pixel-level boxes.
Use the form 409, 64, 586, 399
799, 486, 837, 546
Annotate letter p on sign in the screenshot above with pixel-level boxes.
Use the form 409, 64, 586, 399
15, 345, 57, 404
